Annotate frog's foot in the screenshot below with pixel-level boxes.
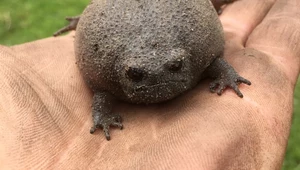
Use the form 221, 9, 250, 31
211, 0, 238, 15
209, 75, 251, 98
53, 16, 80, 36
205, 58, 251, 98
90, 113, 123, 141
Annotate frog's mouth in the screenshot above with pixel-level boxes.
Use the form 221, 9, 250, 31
134, 80, 187, 92
122, 79, 189, 104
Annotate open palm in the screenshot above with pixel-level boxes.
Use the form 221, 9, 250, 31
0, 0, 299, 169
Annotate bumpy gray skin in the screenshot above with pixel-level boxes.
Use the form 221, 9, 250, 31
75, 0, 225, 103
59, 0, 250, 140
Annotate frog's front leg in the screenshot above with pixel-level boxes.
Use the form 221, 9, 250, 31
53, 16, 80, 36
89, 91, 123, 141
210, 0, 238, 14
205, 57, 251, 98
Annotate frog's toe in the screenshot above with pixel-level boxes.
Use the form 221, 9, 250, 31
236, 76, 251, 86
209, 79, 227, 96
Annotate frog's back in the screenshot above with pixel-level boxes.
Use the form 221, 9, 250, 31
75, 0, 224, 92
77, 0, 223, 52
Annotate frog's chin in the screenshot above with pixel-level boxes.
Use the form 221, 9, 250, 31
122, 81, 189, 104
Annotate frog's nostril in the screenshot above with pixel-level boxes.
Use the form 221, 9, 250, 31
125, 67, 145, 82
167, 59, 183, 72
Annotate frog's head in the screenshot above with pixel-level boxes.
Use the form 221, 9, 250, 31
115, 48, 196, 104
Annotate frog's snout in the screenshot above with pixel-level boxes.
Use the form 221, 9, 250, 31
124, 57, 184, 82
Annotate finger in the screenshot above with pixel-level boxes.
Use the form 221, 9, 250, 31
246, 0, 300, 82
219, 0, 276, 54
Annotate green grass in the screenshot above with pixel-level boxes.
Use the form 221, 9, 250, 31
284, 80, 300, 170
0, 1, 299, 169
0, 0, 88, 45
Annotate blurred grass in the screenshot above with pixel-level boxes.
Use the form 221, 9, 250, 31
284, 79, 300, 170
0, 1, 299, 169
0, 0, 88, 45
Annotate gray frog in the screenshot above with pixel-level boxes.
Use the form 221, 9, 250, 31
54, 0, 250, 140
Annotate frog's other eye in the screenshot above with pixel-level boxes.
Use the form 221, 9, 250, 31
166, 59, 183, 72
125, 67, 145, 82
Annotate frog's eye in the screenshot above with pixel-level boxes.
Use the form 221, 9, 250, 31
166, 59, 183, 72
125, 67, 145, 82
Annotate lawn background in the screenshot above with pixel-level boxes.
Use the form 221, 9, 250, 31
0, 1, 299, 169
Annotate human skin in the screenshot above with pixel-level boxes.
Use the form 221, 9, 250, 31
0, 0, 299, 169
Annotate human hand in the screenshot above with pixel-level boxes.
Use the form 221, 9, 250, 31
0, 0, 299, 169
